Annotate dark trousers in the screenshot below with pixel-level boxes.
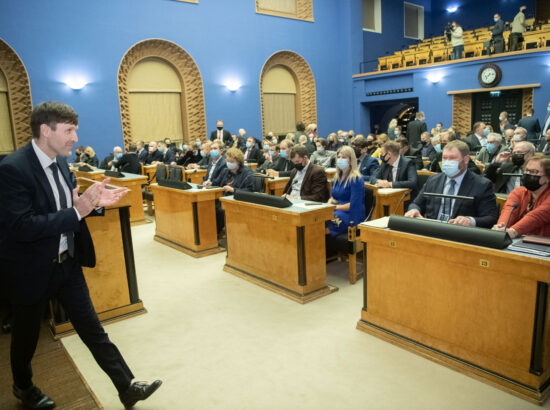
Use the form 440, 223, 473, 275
451, 45, 463, 60
493, 37, 504, 53
509, 33, 523, 51
10, 257, 133, 393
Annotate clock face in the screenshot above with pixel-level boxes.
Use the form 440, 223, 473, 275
481, 68, 496, 84
478, 64, 502, 88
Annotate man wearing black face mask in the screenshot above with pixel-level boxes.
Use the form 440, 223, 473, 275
366, 134, 377, 155
282, 146, 329, 202
493, 156, 550, 238
209, 120, 232, 147
484, 141, 535, 193
353, 138, 379, 181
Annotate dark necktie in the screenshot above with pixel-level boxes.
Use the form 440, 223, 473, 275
444, 179, 457, 216
385, 165, 393, 181
49, 162, 74, 256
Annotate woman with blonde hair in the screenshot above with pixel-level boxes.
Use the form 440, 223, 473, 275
370, 133, 388, 158
387, 119, 398, 139
80, 146, 99, 167
327, 146, 365, 236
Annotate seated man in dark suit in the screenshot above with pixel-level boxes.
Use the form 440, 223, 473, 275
282, 146, 329, 202
242, 137, 264, 165
188, 141, 211, 169
405, 140, 498, 228
420, 131, 436, 163
159, 142, 176, 165
202, 141, 227, 187
396, 137, 423, 170
430, 131, 481, 175
178, 143, 202, 166
465, 121, 488, 154
145, 141, 164, 164
370, 140, 418, 199
518, 108, 541, 141
538, 129, 550, 155
267, 140, 295, 177
136, 141, 148, 163
484, 141, 535, 193
99, 146, 123, 170
353, 138, 379, 181
115, 144, 141, 174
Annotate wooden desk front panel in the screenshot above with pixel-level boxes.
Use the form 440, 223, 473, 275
186, 169, 207, 184
360, 226, 550, 387
151, 185, 220, 253
101, 175, 147, 223
265, 178, 289, 196
223, 200, 333, 296
72, 169, 104, 181
83, 208, 131, 312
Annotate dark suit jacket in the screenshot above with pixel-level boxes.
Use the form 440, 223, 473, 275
518, 116, 541, 140
283, 163, 329, 202
359, 155, 380, 181
273, 156, 295, 177
242, 147, 264, 164
0, 143, 97, 303
146, 149, 163, 164
408, 170, 498, 228
203, 157, 227, 187
484, 160, 520, 193
178, 151, 202, 166
538, 139, 550, 154
99, 153, 115, 170
492, 19, 505, 39
370, 156, 418, 199
406, 120, 427, 148
138, 148, 148, 163
162, 148, 176, 165
116, 153, 141, 174
465, 134, 483, 153
209, 129, 233, 147
219, 165, 255, 193
403, 146, 423, 170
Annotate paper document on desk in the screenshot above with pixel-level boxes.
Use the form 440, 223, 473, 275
292, 202, 327, 209
360, 216, 390, 228
508, 241, 550, 257
377, 188, 406, 194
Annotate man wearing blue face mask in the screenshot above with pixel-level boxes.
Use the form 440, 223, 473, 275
242, 137, 264, 165
310, 138, 336, 168
406, 140, 498, 227
465, 121, 487, 154
267, 140, 295, 177
115, 144, 141, 174
475, 133, 506, 168
491, 13, 505, 54
542, 102, 550, 136
100, 146, 123, 170
202, 141, 227, 187
145, 141, 163, 164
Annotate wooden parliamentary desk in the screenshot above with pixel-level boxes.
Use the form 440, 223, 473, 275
365, 183, 411, 219
151, 183, 224, 257
221, 197, 337, 303
356, 223, 550, 404
99, 172, 147, 224
50, 180, 145, 336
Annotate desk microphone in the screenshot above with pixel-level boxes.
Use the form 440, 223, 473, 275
502, 173, 522, 177
392, 191, 410, 215
504, 202, 518, 229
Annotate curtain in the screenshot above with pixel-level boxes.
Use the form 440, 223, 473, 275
0, 93, 14, 154
263, 93, 296, 135
258, 0, 296, 13
129, 92, 184, 142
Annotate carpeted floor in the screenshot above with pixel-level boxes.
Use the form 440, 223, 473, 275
0, 323, 102, 409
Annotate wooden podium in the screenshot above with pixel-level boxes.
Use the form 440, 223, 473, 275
365, 183, 410, 219
151, 184, 224, 257
50, 183, 145, 336
221, 197, 337, 303
185, 169, 207, 184
99, 172, 147, 224
356, 223, 550, 404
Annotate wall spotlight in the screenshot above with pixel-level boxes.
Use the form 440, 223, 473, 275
225, 80, 241, 92
446, 5, 458, 13
427, 72, 444, 83
63, 76, 88, 90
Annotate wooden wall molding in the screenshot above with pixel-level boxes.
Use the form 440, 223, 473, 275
522, 88, 534, 117
118, 39, 206, 148
452, 93, 472, 136
0, 39, 32, 150
260, 50, 317, 136
255, 0, 314, 22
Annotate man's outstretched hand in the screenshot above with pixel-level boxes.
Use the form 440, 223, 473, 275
74, 178, 128, 217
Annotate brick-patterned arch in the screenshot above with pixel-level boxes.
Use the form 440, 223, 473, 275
118, 39, 206, 148
0, 39, 32, 149
260, 50, 317, 137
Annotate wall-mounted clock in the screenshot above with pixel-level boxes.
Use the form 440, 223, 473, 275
478, 63, 502, 88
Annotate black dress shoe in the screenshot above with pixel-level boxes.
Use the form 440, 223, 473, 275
13, 385, 55, 409
119, 380, 162, 408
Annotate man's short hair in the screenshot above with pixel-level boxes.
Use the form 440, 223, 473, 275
317, 138, 327, 148
527, 157, 550, 179
443, 140, 470, 157
354, 138, 369, 149
382, 141, 401, 155
31, 101, 78, 139
290, 145, 309, 159
280, 140, 294, 149
226, 147, 244, 165
515, 141, 535, 156
128, 144, 137, 152
415, 111, 425, 120
396, 137, 409, 148
296, 122, 305, 132
515, 127, 527, 138
472, 122, 484, 134
487, 133, 503, 143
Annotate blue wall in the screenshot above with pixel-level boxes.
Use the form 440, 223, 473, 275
353, 51, 550, 135
1, 0, 363, 160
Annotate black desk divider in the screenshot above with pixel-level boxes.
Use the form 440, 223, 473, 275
387, 215, 512, 249
234, 190, 292, 208
104, 170, 124, 178
157, 179, 192, 190
78, 165, 93, 172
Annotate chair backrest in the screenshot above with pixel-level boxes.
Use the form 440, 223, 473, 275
364, 186, 376, 221
417, 172, 433, 191
155, 165, 167, 181
252, 174, 266, 193
168, 166, 183, 181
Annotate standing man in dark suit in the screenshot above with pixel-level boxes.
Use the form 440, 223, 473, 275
406, 140, 498, 227
518, 108, 541, 141
0, 102, 161, 409
209, 120, 232, 147
491, 13, 505, 54
116, 144, 141, 174
370, 141, 418, 199
406, 111, 427, 149
542, 102, 550, 136
282, 146, 329, 202
202, 141, 227, 187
